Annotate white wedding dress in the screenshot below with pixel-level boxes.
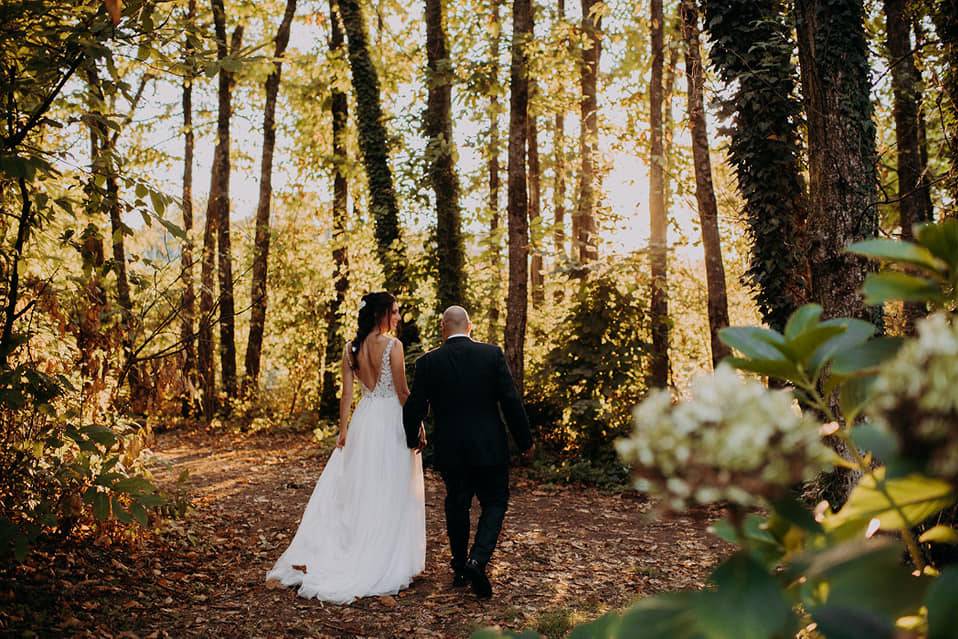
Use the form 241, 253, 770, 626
266, 337, 426, 603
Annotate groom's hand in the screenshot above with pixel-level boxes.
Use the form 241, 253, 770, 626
415, 426, 427, 453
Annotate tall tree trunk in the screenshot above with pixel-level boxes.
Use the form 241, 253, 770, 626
425, 0, 467, 311
180, 0, 197, 416
574, 0, 600, 265
528, 88, 544, 306
197, 164, 218, 420
552, 0, 567, 303
912, 16, 935, 223
506, 0, 532, 390
932, 0, 958, 214
681, 0, 730, 368
795, 0, 879, 325
703, 0, 809, 333
662, 19, 679, 213
648, 0, 668, 388
244, 0, 298, 393
321, 0, 351, 417
339, 0, 420, 345
884, 0, 928, 331
487, 0, 503, 342
209, 0, 243, 403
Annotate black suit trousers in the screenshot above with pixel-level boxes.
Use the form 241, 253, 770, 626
440, 464, 509, 569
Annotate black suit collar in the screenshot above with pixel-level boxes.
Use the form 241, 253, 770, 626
445, 335, 473, 344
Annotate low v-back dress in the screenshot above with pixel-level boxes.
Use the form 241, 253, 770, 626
266, 338, 426, 603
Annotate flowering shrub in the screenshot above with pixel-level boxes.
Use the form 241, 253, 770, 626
474, 219, 958, 639
616, 365, 830, 509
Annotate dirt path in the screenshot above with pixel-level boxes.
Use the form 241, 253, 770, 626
6, 428, 730, 638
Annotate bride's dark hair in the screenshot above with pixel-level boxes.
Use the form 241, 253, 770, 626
349, 291, 396, 371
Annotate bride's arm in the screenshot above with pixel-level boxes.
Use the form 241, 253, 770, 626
390, 340, 411, 405
338, 345, 354, 447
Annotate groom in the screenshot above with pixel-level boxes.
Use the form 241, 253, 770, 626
403, 305, 534, 599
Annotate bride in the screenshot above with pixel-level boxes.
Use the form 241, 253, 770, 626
266, 291, 427, 603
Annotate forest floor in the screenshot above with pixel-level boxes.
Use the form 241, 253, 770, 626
5, 428, 732, 639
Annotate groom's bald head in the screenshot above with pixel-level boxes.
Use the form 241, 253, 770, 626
441, 305, 472, 338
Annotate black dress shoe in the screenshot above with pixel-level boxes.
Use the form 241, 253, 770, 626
452, 569, 469, 588
464, 559, 492, 599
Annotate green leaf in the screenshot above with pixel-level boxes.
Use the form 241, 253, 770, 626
830, 337, 903, 376
567, 611, 622, 639
919, 525, 958, 545
784, 304, 822, 340
847, 238, 946, 274
91, 491, 110, 521
112, 476, 154, 495
916, 219, 958, 271
926, 565, 958, 639
810, 606, 894, 639
112, 497, 132, 524
824, 469, 956, 534
849, 422, 898, 463
839, 376, 878, 424
158, 216, 186, 240
694, 553, 796, 639
81, 425, 116, 448
718, 327, 787, 361
862, 272, 943, 305
808, 318, 877, 377
724, 357, 802, 384
129, 502, 149, 526
786, 325, 846, 364
769, 495, 823, 534
615, 592, 702, 639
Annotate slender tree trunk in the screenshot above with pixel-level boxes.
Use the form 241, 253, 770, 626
574, 0, 600, 265
528, 89, 544, 306
884, 0, 928, 331
339, 0, 420, 345
486, 0, 503, 342
0, 179, 33, 370
552, 0, 567, 303
913, 16, 934, 222
321, 0, 351, 417
795, 0, 880, 325
197, 174, 218, 420
425, 0, 467, 311
506, 0, 532, 390
244, 0, 298, 393
932, 0, 958, 213
648, 0, 668, 388
209, 0, 243, 403
663, 18, 679, 213
681, 0, 730, 368
180, 0, 197, 416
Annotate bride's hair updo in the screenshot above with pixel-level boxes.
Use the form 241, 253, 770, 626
349, 291, 396, 371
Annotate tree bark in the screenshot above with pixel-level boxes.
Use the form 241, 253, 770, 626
209, 0, 243, 403
244, 0, 298, 393
180, 0, 198, 416
647, 0, 668, 388
339, 0, 420, 345
552, 0, 567, 303
528, 86, 544, 306
932, 0, 958, 213
681, 0, 730, 368
486, 0, 503, 342
912, 16, 934, 223
321, 0, 351, 417
506, 0, 532, 391
197, 160, 217, 420
425, 0, 467, 312
795, 0, 880, 325
574, 0, 600, 265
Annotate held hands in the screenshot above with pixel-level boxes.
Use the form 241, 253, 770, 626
415, 425, 427, 453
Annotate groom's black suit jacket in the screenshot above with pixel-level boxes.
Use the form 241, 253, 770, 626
403, 336, 532, 469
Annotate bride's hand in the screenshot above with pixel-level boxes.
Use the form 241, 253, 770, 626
336, 430, 347, 448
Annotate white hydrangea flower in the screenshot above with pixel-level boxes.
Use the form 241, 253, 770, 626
868, 312, 958, 480
616, 364, 830, 510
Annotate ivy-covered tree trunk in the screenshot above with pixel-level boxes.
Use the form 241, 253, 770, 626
553, 0, 567, 303
209, 0, 242, 402
486, 0, 503, 343
574, 0, 600, 265
795, 0, 879, 325
681, 0, 730, 368
506, 0, 531, 390
931, 0, 958, 213
424, 0, 466, 312
180, 0, 197, 416
321, 0, 351, 417
244, 0, 297, 393
339, 0, 420, 345
648, 0, 668, 389
703, 0, 809, 333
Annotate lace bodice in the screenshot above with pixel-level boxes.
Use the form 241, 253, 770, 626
360, 337, 396, 399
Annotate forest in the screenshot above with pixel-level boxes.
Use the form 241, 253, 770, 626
1, 0, 958, 635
